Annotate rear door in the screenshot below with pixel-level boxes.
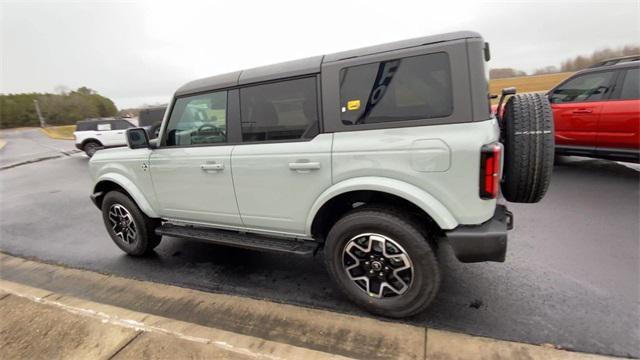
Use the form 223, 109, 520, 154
149, 90, 243, 226
109, 120, 134, 145
231, 76, 332, 235
548, 70, 617, 149
94, 121, 116, 146
596, 67, 640, 151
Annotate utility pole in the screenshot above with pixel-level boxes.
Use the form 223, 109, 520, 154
33, 99, 46, 127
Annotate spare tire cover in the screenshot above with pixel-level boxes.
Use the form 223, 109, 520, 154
501, 93, 554, 203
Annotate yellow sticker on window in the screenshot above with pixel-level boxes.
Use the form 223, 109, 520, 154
347, 100, 361, 111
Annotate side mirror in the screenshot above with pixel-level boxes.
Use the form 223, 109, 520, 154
126, 128, 150, 149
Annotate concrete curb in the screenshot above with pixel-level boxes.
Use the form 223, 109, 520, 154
0, 280, 348, 360
0, 253, 618, 360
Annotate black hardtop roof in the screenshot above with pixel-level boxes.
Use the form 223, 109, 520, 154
175, 31, 481, 96
77, 117, 121, 123
573, 58, 640, 77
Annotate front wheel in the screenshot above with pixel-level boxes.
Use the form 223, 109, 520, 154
101, 191, 161, 256
324, 206, 440, 318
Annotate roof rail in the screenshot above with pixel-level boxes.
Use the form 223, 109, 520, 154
589, 55, 640, 68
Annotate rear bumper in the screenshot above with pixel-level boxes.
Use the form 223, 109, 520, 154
445, 205, 512, 263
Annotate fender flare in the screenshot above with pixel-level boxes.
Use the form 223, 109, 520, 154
82, 138, 103, 147
305, 176, 459, 235
94, 173, 159, 218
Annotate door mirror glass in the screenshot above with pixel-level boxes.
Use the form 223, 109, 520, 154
126, 128, 149, 149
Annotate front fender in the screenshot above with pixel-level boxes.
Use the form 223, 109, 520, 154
305, 177, 459, 235
94, 173, 159, 218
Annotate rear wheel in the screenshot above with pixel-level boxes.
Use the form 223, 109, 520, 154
501, 92, 555, 203
101, 191, 161, 256
324, 206, 440, 318
83, 141, 100, 158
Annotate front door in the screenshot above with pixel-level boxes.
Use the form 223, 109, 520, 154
549, 70, 616, 148
150, 90, 242, 226
231, 77, 332, 235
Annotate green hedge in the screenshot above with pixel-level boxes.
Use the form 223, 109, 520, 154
0, 88, 117, 129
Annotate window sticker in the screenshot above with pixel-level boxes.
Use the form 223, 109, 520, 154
97, 123, 112, 131
347, 99, 361, 111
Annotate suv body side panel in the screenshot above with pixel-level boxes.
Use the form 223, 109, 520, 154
596, 98, 640, 150
552, 101, 603, 148
89, 148, 159, 218
306, 176, 459, 233
331, 119, 500, 226
149, 146, 242, 226
231, 133, 333, 234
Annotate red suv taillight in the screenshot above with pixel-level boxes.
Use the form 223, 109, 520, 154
480, 143, 502, 199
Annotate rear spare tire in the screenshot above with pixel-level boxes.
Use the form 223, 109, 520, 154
501, 92, 554, 203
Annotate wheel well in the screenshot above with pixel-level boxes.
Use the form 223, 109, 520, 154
93, 181, 131, 209
82, 138, 102, 147
310, 190, 443, 242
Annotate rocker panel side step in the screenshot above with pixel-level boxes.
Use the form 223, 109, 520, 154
155, 223, 319, 256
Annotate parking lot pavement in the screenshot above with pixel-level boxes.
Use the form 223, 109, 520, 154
0, 127, 77, 168
0, 154, 638, 358
0, 256, 615, 360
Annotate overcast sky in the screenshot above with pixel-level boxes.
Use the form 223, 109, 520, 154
1, 0, 639, 109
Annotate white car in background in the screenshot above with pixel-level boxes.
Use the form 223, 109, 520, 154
74, 118, 136, 157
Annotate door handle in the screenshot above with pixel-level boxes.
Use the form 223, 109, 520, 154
572, 109, 593, 114
200, 163, 224, 171
289, 161, 321, 171
116, 132, 124, 134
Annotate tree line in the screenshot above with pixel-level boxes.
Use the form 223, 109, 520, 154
490, 44, 639, 79
0, 87, 117, 129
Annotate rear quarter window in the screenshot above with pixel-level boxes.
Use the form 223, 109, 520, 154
339, 52, 453, 126
620, 68, 639, 100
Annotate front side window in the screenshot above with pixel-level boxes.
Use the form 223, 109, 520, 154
164, 91, 227, 146
339, 52, 453, 126
112, 120, 134, 130
240, 77, 319, 142
620, 68, 639, 100
549, 71, 614, 103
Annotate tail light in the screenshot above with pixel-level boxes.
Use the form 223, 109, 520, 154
480, 143, 502, 199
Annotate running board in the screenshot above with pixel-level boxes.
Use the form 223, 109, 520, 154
155, 223, 319, 256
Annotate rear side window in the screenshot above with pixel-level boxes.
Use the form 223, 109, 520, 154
112, 120, 134, 130
339, 52, 453, 126
549, 71, 614, 103
240, 77, 319, 142
164, 91, 227, 146
97, 123, 112, 131
620, 68, 639, 100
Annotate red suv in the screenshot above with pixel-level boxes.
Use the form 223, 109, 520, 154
548, 57, 639, 162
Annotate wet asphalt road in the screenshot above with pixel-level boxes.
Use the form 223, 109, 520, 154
0, 137, 638, 357
0, 128, 77, 168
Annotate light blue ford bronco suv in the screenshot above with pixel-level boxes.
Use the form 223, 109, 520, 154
89, 31, 554, 317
